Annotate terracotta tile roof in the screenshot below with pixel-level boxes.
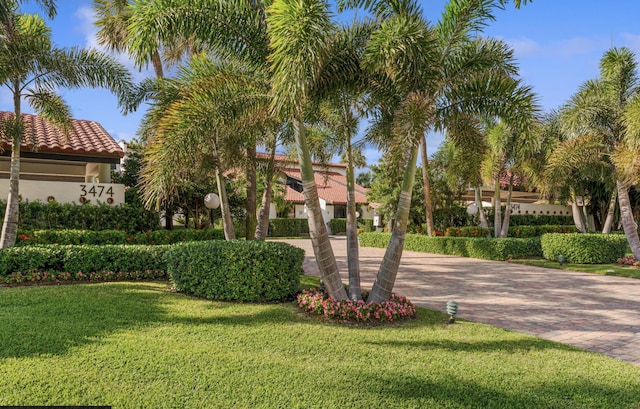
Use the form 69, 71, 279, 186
0, 111, 124, 158
284, 185, 306, 203
281, 168, 369, 205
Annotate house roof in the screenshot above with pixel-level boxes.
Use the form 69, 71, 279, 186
0, 111, 124, 159
281, 167, 369, 205
257, 152, 347, 168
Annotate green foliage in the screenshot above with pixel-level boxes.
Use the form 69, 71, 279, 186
359, 232, 542, 261
2, 200, 159, 233
167, 240, 304, 301
268, 218, 310, 237
0, 244, 169, 277
508, 225, 578, 237
15, 229, 224, 246
443, 226, 491, 237
541, 233, 628, 264
330, 218, 375, 234
329, 218, 346, 234
508, 214, 574, 226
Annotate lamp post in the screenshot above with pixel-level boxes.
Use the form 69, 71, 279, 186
204, 193, 220, 229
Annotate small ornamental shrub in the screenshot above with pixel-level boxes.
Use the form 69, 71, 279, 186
444, 226, 491, 237
167, 240, 304, 301
617, 256, 640, 267
541, 233, 628, 264
297, 288, 416, 323
359, 233, 542, 261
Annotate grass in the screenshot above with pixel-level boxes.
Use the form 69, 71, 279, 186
511, 258, 640, 279
1, 282, 639, 408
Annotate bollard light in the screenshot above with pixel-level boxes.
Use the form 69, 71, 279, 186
446, 300, 458, 324
558, 254, 565, 267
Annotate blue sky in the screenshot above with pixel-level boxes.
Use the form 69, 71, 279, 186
4, 1, 640, 167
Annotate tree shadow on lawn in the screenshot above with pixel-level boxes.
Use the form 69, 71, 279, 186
363, 371, 640, 408
364, 336, 578, 354
0, 282, 171, 359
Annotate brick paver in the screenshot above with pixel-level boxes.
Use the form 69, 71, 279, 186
282, 238, 640, 366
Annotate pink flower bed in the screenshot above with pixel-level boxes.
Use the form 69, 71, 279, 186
617, 256, 640, 267
2, 269, 167, 285
297, 288, 417, 323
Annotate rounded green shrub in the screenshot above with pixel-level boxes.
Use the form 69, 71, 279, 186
541, 233, 628, 264
167, 240, 304, 301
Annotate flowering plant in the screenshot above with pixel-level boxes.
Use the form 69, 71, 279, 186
617, 256, 640, 267
297, 288, 416, 323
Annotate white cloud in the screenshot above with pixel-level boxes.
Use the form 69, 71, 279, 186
506, 37, 543, 57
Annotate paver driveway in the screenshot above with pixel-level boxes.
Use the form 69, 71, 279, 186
281, 238, 640, 366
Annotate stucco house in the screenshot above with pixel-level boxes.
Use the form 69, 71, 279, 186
0, 111, 125, 206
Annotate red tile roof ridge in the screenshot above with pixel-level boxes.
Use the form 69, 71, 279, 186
0, 111, 123, 158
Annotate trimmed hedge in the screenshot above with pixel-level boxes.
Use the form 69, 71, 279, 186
0, 244, 170, 278
329, 218, 375, 234
2, 200, 159, 232
269, 218, 310, 237
443, 226, 491, 237
508, 225, 578, 238
15, 229, 225, 246
541, 233, 628, 264
167, 240, 304, 301
359, 232, 542, 261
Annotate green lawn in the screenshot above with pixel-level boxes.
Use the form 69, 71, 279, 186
1, 282, 639, 408
511, 258, 640, 279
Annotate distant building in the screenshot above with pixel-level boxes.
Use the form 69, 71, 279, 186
265, 154, 374, 226
0, 111, 125, 205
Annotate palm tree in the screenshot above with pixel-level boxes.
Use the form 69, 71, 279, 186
0, 10, 132, 248
0, 0, 55, 22
560, 47, 640, 258
343, 0, 537, 302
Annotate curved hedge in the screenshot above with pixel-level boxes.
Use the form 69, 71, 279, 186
541, 233, 628, 264
167, 240, 304, 301
359, 232, 542, 261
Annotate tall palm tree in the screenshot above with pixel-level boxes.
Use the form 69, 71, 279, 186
561, 47, 640, 258
0, 10, 132, 248
0, 0, 55, 22
344, 0, 537, 302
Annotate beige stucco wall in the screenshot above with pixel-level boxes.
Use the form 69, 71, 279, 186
0, 179, 125, 206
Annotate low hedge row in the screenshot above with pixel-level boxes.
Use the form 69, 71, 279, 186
15, 229, 225, 246
269, 218, 310, 237
509, 225, 578, 237
329, 218, 375, 234
359, 232, 542, 261
167, 240, 304, 301
541, 233, 628, 264
0, 244, 169, 278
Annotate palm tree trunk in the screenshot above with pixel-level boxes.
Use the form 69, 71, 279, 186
602, 189, 617, 234
345, 134, 361, 301
475, 186, 489, 230
493, 177, 502, 238
151, 49, 164, 78
1, 82, 22, 248
617, 180, 640, 260
499, 174, 514, 238
420, 137, 434, 236
255, 143, 277, 241
369, 145, 419, 303
570, 188, 586, 233
293, 116, 347, 301
245, 146, 258, 240
215, 165, 235, 240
